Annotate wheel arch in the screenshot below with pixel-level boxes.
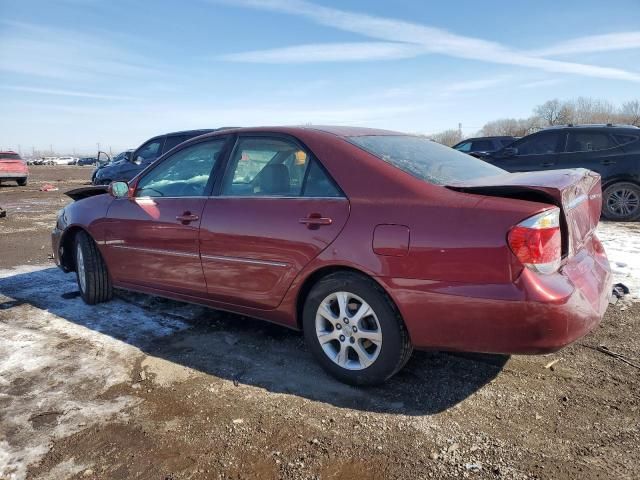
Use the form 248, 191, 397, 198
294, 265, 405, 333
59, 225, 91, 271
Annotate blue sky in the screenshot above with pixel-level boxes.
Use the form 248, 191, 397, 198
1, 0, 640, 153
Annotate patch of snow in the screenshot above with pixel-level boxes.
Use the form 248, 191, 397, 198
0, 264, 205, 480
597, 221, 640, 300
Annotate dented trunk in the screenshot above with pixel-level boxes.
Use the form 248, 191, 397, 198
448, 168, 602, 257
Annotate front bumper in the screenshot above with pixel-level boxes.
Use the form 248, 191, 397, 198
379, 235, 612, 355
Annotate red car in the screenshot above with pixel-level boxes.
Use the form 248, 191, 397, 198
52, 127, 611, 385
0, 151, 29, 186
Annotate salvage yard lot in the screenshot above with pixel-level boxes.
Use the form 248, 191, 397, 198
1, 166, 639, 480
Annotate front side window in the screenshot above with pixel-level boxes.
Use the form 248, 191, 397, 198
135, 139, 163, 162
136, 139, 225, 197
565, 132, 615, 152
348, 135, 504, 185
222, 137, 309, 196
514, 132, 562, 155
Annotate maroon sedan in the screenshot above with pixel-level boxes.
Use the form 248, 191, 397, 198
52, 126, 611, 385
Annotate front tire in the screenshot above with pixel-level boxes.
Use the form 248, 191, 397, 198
17, 178, 27, 186
603, 182, 640, 221
74, 231, 113, 305
302, 272, 412, 386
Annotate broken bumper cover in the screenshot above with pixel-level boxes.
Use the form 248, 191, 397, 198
379, 236, 612, 355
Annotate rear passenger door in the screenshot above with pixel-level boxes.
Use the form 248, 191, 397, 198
199, 135, 350, 309
557, 130, 621, 177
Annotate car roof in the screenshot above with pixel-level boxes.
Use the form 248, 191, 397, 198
0, 150, 19, 155
194, 125, 404, 139
543, 124, 640, 131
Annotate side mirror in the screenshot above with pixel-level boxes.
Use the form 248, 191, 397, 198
109, 181, 130, 198
502, 147, 518, 157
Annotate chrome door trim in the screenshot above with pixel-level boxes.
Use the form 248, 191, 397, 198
200, 253, 289, 268
109, 244, 200, 258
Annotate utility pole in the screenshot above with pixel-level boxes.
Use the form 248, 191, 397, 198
458, 122, 462, 139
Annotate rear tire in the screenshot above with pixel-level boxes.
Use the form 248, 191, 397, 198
74, 231, 113, 305
603, 182, 640, 221
302, 272, 412, 386
17, 178, 27, 186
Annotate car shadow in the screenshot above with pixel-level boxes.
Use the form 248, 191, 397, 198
0, 266, 508, 415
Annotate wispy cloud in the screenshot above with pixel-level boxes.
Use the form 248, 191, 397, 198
531, 32, 640, 56
215, 0, 640, 82
0, 21, 160, 80
220, 42, 425, 63
0, 85, 136, 101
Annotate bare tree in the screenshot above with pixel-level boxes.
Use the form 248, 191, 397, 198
534, 99, 573, 126
429, 129, 462, 146
479, 117, 541, 137
621, 100, 640, 126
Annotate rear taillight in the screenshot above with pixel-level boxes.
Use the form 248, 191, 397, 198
508, 208, 562, 274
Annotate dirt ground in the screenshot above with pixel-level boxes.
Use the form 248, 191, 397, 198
0, 166, 639, 480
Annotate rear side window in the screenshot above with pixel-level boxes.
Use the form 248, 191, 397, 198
471, 139, 493, 151
613, 134, 639, 146
348, 135, 504, 185
303, 159, 342, 197
222, 137, 310, 196
566, 132, 616, 152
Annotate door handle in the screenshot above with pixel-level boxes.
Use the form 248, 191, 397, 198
541, 162, 555, 167
299, 213, 332, 229
176, 212, 200, 224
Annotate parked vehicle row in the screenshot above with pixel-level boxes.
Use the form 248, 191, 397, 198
53, 126, 611, 385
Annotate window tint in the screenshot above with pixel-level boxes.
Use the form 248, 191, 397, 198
0, 153, 22, 160
136, 140, 225, 197
162, 135, 191, 153
515, 132, 562, 155
566, 132, 616, 152
303, 159, 342, 197
498, 138, 515, 147
348, 135, 504, 185
222, 137, 311, 196
471, 140, 493, 151
613, 134, 639, 146
135, 139, 163, 162
454, 142, 471, 152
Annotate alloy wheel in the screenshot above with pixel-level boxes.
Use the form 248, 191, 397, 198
607, 187, 640, 218
76, 243, 87, 293
315, 291, 382, 370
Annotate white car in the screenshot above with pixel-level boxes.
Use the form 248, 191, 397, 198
52, 156, 77, 165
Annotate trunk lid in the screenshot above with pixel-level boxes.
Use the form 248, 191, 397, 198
447, 168, 601, 257
0, 160, 25, 171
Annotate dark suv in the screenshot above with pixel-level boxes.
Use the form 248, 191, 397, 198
478, 125, 640, 221
92, 129, 215, 185
453, 136, 516, 155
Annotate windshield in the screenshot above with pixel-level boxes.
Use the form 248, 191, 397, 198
0, 153, 22, 160
348, 135, 505, 185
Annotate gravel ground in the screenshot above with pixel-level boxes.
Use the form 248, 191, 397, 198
0, 166, 638, 480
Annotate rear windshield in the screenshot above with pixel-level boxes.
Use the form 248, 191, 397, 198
0, 153, 22, 160
347, 135, 504, 185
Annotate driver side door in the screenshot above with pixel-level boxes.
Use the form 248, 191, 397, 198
104, 137, 228, 295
